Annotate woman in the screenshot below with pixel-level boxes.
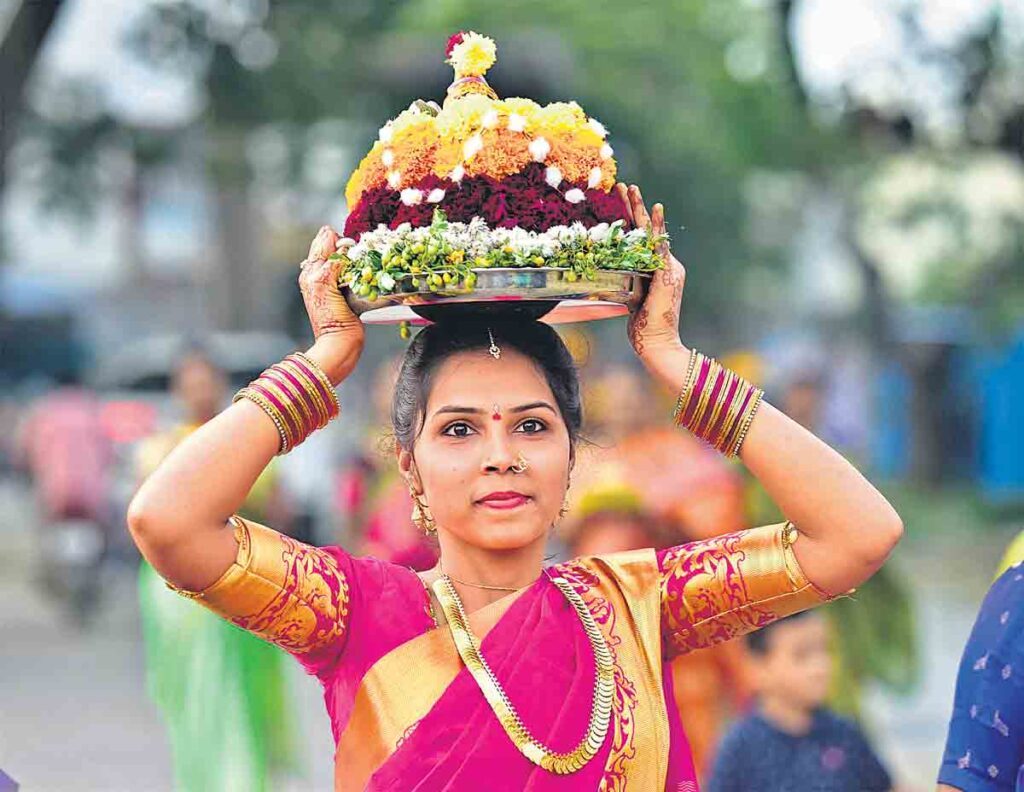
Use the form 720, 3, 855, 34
127, 186, 903, 790
135, 346, 296, 792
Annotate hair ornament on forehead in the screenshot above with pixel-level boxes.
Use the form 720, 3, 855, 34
488, 328, 501, 360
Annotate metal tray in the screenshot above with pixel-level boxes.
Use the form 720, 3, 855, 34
343, 268, 650, 325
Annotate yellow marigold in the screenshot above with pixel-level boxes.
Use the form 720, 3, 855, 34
432, 139, 464, 180
463, 128, 532, 180
502, 97, 542, 126
447, 31, 497, 78
435, 93, 495, 142
390, 107, 435, 138
534, 101, 587, 135
345, 142, 387, 208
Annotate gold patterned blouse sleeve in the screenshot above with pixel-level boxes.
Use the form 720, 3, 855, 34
170, 515, 350, 659
656, 521, 832, 660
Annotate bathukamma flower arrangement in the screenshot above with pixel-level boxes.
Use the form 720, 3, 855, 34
334, 32, 666, 325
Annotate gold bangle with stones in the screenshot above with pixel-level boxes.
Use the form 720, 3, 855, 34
722, 384, 760, 454
714, 375, 749, 453
291, 352, 341, 417
678, 351, 708, 426
672, 349, 699, 424
275, 359, 330, 427
730, 389, 764, 457
233, 387, 292, 453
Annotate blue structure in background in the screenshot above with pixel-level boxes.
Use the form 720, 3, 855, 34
978, 328, 1024, 504
873, 359, 911, 480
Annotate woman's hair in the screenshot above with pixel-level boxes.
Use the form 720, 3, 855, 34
391, 318, 582, 450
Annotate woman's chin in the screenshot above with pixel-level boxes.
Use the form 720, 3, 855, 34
466, 518, 548, 551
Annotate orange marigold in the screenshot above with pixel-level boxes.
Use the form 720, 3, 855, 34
463, 128, 532, 180
546, 132, 603, 187
345, 143, 387, 209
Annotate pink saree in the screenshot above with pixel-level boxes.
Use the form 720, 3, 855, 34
173, 517, 829, 790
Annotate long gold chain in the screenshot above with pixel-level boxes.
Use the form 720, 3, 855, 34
432, 574, 614, 774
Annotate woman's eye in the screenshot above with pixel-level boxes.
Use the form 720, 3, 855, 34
516, 419, 547, 434
442, 422, 475, 438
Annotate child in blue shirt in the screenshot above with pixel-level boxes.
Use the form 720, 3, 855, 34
708, 610, 893, 791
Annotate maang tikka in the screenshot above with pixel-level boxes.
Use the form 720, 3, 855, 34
488, 328, 501, 360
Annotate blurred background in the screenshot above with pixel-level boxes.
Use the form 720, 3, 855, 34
1, 0, 1022, 789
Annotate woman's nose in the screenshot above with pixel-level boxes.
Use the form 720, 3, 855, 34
481, 433, 518, 473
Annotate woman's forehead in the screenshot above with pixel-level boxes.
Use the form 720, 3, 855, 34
426, 350, 555, 408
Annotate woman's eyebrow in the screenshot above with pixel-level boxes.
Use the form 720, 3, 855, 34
431, 401, 556, 417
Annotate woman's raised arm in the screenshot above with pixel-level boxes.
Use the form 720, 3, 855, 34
620, 184, 902, 597
127, 226, 364, 592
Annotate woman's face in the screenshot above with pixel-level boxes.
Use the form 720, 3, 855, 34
400, 349, 573, 553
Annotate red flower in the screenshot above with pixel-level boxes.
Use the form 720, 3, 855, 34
445, 32, 466, 59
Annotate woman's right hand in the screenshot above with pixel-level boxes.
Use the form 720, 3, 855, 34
299, 225, 365, 385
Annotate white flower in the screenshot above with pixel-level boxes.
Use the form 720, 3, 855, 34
545, 166, 563, 188
463, 133, 484, 160
387, 171, 401, 189
395, 222, 412, 234
565, 189, 586, 204
587, 118, 608, 138
588, 223, 610, 241
400, 188, 423, 206
588, 167, 603, 189
600, 143, 614, 160
507, 113, 526, 132
382, 149, 395, 168
482, 110, 500, 129
378, 124, 393, 143
528, 137, 551, 162
426, 188, 447, 204
377, 272, 396, 291
336, 237, 356, 250
449, 164, 465, 182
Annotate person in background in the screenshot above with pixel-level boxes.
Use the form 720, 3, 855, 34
135, 344, 297, 792
937, 565, 1024, 791
708, 610, 894, 792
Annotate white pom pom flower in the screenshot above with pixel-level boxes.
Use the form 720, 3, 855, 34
387, 171, 402, 189
449, 164, 465, 183
600, 143, 614, 160
565, 189, 586, 204
507, 113, 527, 132
482, 110, 500, 129
463, 133, 484, 160
427, 188, 447, 204
545, 166, 563, 188
588, 167, 603, 189
587, 118, 608, 138
379, 124, 394, 143
528, 137, 551, 162
381, 149, 394, 168
400, 188, 423, 206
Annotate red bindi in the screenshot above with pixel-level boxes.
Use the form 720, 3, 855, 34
492, 404, 502, 421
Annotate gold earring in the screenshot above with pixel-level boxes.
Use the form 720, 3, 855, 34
410, 489, 436, 535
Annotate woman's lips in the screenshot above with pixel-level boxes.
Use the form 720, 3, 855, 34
477, 492, 531, 510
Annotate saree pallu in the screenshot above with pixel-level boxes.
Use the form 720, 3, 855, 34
176, 518, 829, 791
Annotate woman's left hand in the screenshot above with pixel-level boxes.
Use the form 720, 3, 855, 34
618, 183, 687, 369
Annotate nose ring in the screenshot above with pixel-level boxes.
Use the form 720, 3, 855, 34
510, 453, 529, 474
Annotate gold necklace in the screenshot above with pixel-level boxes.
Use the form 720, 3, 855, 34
437, 562, 536, 592
432, 574, 614, 774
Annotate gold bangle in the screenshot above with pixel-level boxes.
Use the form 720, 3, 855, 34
265, 366, 317, 430
234, 387, 291, 453
716, 379, 750, 453
688, 357, 720, 438
730, 389, 764, 458
291, 352, 341, 417
258, 378, 308, 447
672, 350, 699, 424
276, 358, 329, 427
704, 369, 737, 452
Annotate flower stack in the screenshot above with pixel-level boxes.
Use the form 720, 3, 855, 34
336, 32, 663, 301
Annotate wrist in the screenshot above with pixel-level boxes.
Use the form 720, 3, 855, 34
305, 334, 362, 386
640, 342, 692, 392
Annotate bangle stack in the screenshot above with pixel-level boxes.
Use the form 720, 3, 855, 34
233, 352, 341, 454
672, 351, 764, 458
